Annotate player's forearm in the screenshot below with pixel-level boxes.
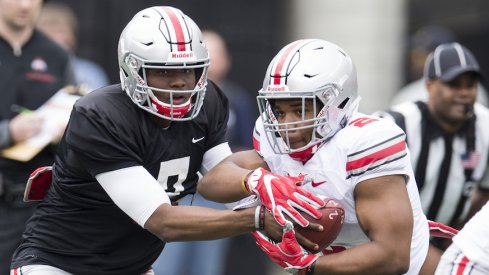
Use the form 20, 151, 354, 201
146, 204, 255, 242
313, 242, 410, 274
198, 162, 252, 203
199, 150, 267, 202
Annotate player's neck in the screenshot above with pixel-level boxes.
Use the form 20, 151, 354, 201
149, 114, 172, 129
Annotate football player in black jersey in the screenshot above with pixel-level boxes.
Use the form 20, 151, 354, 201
10, 6, 325, 275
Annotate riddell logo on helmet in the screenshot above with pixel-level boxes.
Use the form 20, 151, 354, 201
171, 52, 194, 59
267, 86, 287, 92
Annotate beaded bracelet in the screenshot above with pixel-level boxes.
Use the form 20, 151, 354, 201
305, 261, 316, 275
254, 205, 261, 230
253, 205, 266, 230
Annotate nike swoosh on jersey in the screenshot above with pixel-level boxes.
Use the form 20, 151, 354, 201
311, 180, 327, 187
192, 137, 205, 143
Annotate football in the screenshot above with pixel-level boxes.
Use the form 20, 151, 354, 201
295, 198, 345, 253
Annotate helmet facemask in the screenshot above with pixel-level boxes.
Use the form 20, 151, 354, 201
118, 6, 210, 121
258, 86, 335, 161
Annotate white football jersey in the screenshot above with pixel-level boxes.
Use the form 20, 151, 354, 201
253, 112, 429, 275
453, 201, 489, 268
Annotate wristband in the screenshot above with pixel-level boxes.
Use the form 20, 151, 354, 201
241, 170, 253, 194
259, 205, 265, 230
254, 205, 261, 230
297, 260, 316, 275
305, 261, 316, 275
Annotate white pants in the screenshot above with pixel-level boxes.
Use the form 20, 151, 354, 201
435, 244, 489, 275
11, 265, 155, 275
10, 265, 72, 275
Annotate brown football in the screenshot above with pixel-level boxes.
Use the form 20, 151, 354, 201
295, 198, 345, 253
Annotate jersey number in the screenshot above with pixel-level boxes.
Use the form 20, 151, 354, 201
157, 157, 190, 197
348, 117, 378, 128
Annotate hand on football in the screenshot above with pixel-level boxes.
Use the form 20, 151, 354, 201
252, 221, 318, 274
246, 168, 326, 227
262, 206, 322, 253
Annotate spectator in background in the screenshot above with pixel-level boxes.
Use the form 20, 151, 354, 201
0, 0, 74, 272
203, 30, 268, 275
37, 1, 109, 92
391, 25, 488, 106
376, 42, 489, 273
202, 30, 256, 151
152, 29, 265, 275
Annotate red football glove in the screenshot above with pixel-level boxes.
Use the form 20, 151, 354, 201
428, 220, 458, 238
252, 221, 318, 274
24, 166, 53, 202
245, 168, 325, 227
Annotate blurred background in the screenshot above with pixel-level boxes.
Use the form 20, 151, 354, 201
41, 0, 489, 274
52, 0, 489, 114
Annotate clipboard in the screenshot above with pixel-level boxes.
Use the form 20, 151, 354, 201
1, 87, 80, 162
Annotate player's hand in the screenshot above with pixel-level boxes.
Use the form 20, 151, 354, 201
263, 208, 322, 252
252, 221, 318, 274
245, 168, 325, 227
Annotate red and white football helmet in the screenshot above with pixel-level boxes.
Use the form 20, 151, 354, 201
257, 39, 360, 161
118, 6, 210, 121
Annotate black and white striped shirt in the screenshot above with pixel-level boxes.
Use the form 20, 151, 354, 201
375, 101, 489, 226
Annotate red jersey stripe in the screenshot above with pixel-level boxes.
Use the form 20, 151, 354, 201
456, 256, 470, 275
346, 140, 406, 172
163, 7, 186, 52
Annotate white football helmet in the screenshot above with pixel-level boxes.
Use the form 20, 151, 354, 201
118, 6, 210, 121
257, 39, 360, 162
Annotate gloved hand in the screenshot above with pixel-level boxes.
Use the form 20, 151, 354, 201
24, 166, 53, 202
245, 168, 325, 227
252, 221, 318, 274
428, 220, 459, 238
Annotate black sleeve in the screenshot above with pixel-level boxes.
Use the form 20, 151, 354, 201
203, 81, 229, 150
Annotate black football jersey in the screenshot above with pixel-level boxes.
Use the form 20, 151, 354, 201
11, 83, 229, 275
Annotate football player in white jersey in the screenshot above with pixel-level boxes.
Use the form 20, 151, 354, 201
199, 39, 432, 274
435, 201, 489, 274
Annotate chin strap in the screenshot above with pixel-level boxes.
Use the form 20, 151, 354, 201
289, 143, 319, 163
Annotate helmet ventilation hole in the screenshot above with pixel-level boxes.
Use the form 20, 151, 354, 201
338, 98, 350, 109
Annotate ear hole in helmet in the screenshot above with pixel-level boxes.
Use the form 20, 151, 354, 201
194, 67, 204, 83
315, 99, 324, 115
338, 98, 350, 109
267, 99, 279, 118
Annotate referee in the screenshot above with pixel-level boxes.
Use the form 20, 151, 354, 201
376, 43, 489, 248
